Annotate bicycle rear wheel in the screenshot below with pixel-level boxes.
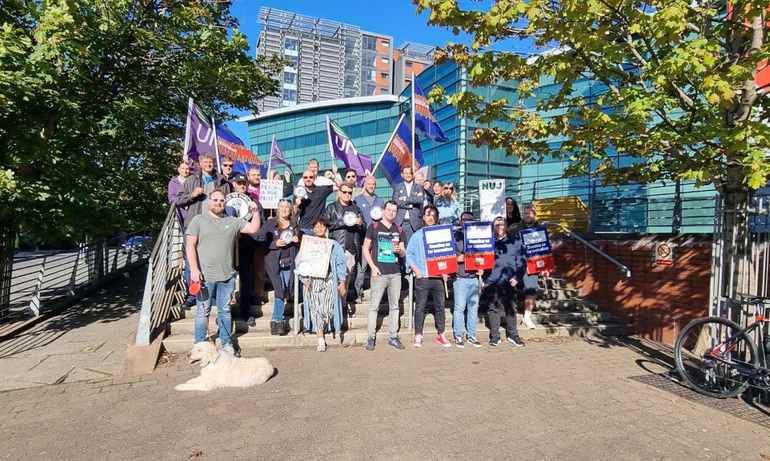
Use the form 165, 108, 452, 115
674, 316, 758, 398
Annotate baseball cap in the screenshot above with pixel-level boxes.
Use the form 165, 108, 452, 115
232, 173, 248, 183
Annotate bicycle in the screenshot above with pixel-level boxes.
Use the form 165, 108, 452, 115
674, 294, 770, 398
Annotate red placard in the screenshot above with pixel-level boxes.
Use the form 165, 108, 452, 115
465, 253, 494, 271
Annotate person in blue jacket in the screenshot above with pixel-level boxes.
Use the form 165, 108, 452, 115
482, 216, 526, 348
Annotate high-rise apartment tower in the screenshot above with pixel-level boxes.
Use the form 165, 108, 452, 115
256, 7, 393, 112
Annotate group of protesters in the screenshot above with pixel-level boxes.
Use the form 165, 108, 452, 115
168, 154, 549, 355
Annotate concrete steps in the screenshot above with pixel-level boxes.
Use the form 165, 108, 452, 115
162, 277, 630, 353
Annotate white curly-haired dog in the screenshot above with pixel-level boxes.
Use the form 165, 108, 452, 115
175, 341, 274, 391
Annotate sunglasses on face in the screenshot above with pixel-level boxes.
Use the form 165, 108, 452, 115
222, 164, 234, 168
444, 187, 453, 191
303, 176, 314, 179
210, 198, 226, 203
340, 190, 352, 195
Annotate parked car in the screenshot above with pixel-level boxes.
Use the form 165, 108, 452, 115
121, 236, 148, 254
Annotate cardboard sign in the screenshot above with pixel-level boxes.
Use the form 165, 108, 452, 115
520, 227, 555, 275
259, 179, 284, 209
479, 179, 506, 221
654, 242, 673, 266
463, 222, 495, 271
296, 235, 333, 278
422, 224, 458, 276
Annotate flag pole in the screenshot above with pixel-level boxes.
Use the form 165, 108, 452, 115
325, 115, 336, 165
267, 135, 274, 178
411, 72, 416, 173
211, 115, 221, 173
183, 97, 193, 162
371, 113, 406, 175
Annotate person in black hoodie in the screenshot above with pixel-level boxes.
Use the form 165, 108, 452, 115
482, 216, 526, 347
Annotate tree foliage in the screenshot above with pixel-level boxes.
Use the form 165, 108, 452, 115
0, 0, 282, 240
415, 0, 770, 195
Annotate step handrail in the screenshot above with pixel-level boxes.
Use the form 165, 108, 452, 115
540, 221, 632, 278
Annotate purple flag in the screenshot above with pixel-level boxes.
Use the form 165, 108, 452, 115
378, 116, 424, 187
326, 116, 372, 186
183, 98, 267, 175
269, 135, 293, 173
413, 78, 449, 142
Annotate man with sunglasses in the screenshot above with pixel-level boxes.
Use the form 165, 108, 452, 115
220, 156, 237, 181
175, 152, 232, 229
323, 183, 365, 312
295, 169, 337, 234
186, 188, 261, 357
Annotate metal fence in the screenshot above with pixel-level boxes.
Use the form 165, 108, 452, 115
135, 206, 185, 347
710, 195, 770, 320
0, 230, 153, 334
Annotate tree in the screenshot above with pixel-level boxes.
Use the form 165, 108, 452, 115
416, 0, 770, 298
0, 0, 283, 241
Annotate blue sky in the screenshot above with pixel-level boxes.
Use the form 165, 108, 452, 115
223, 0, 532, 142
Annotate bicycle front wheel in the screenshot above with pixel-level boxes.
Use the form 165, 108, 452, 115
674, 316, 758, 398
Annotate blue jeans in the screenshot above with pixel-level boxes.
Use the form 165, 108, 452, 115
453, 277, 479, 338
271, 269, 292, 322
194, 275, 236, 347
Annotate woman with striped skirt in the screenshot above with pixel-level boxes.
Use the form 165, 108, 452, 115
298, 217, 347, 352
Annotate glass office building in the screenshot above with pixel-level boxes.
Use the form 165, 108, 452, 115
245, 62, 717, 233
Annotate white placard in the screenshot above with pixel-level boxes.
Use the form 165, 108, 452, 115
259, 179, 283, 209
297, 235, 333, 278
479, 179, 506, 222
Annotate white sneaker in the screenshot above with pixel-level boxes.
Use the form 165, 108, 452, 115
317, 341, 326, 352
246, 316, 256, 326
221, 343, 240, 357
522, 317, 536, 329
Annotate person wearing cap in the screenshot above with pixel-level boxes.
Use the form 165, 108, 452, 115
230, 173, 266, 324
322, 183, 365, 314
186, 188, 261, 357
353, 175, 385, 304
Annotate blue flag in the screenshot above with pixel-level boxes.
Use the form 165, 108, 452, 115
413, 78, 449, 142
379, 116, 424, 187
215, 122, 267, 176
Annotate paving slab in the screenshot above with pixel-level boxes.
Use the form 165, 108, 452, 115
0, 268, 144, 391
0, 335, 768, 460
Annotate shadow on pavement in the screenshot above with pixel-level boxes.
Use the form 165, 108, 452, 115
0, 268, 146, 358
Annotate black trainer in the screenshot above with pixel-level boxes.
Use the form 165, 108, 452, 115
489, 338, 502, 347
454, 335, 465, 349
507, 335, 525, 347
466, 336, 482, 348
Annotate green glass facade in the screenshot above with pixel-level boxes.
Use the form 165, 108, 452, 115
247, 62, 717, 233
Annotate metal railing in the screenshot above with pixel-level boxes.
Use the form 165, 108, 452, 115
542, 221, 631, 277
1, 231, 152, 327
135, 206, 185, 347
459, 177, 720, 235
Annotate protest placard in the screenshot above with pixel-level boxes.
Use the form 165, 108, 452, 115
463, 222, 495, 271
423, 224, 457, 276
479, 179, 506, 221
259, 179, 283, 209
520, 227, 555, 275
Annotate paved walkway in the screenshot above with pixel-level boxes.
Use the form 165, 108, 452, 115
0, 272, 768, 460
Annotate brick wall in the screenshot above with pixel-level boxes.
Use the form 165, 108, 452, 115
550, 234, 712, 345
